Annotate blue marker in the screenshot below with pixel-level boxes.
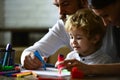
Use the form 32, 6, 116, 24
34, 50, 46, 70
2, 44, 12, 66
0, 69, 20, 76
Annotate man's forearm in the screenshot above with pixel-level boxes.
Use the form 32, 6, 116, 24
89, 63, 120, 75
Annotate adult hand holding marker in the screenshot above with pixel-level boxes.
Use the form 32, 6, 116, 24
23, 50, 54, 70
34, 51, 46, 70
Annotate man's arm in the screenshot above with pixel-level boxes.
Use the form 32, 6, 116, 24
21, 20, 72, 69
89, 63, 120, 75
62, 59, 120, 75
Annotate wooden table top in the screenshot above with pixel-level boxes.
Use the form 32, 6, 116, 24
0, 75, 120, 80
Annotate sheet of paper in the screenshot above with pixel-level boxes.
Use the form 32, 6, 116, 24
22, 67, 70, 77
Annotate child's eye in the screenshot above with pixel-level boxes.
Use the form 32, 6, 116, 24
70, 36, 73, 39
77, 37, 82, 40
77, 38, 82, 39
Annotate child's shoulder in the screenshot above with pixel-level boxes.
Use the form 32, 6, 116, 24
66, 51, 79, 58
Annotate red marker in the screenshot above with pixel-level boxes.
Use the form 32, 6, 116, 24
57, 54, 64, 74
71, 67, 84, 79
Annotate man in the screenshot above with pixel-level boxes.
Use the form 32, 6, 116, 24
88, 0, 120, 26
21, 0, 88, 70
88, 0, 120, 58
62, 0, 120, 75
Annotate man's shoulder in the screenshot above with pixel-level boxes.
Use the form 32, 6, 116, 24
57, 19, 64, 24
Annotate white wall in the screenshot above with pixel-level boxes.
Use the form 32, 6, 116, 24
5, 0, 59, 28
1, 0, 59, 46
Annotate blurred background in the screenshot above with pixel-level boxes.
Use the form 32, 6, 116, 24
0, 0, 59, 47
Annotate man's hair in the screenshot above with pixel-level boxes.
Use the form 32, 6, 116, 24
88, 0, 117, 9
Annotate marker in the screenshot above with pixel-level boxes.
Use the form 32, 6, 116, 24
0, 49, 4, 65
8, 49, 15, 66
71, 67, 84, 79
57, 54, 64, 75
0, 70, 20, 75
12, 71, 32, 77
45, 63, 55, 67
1, 66, 14, 71
2, 43, 12, 66
34, 50, 46, 70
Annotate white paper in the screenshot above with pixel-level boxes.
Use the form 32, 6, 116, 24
22, 67, 70, 77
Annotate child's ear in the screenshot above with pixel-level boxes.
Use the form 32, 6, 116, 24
92, 35, 100, 44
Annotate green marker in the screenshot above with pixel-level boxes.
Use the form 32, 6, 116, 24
1, 66, 14, 71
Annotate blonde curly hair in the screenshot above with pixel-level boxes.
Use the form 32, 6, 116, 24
65, 8, 105, 47
65, 8, 105, 39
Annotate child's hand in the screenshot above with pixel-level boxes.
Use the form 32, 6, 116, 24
55, 61, 59, 68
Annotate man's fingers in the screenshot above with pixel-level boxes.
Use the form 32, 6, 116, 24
63, 59, 78, 65
23, 54, 42, 70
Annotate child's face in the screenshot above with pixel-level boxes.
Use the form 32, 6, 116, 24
69, 28, 96, 56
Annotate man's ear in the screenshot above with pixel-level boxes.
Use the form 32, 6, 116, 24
81, 0, 88, 8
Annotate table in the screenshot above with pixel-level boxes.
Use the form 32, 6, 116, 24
0, 75, 37, 80
0, 75, 120, 80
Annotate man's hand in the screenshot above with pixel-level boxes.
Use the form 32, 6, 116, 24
23, 52, 47, 70
59, 59, 92, 75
